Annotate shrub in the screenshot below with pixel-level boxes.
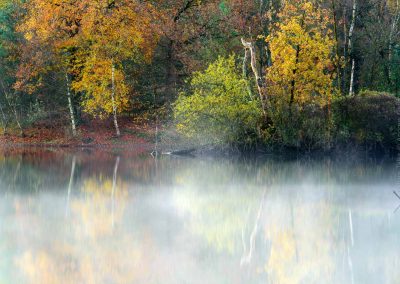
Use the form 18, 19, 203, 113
173, 56, 262, 146
268, 103, 331, 150
333, 91, 399, 150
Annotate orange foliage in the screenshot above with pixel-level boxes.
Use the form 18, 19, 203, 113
16, 0, 160, 117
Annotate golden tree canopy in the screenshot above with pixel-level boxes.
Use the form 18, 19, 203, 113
266, 0, 336, 108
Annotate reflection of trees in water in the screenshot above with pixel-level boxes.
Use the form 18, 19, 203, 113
0, 149, 395, 194
173, 181, 342, 282
0, 153, 45, 193
265, 200, 341, 284
71, 162, 127, 239
171, 157, 397, 283
167, 156, 395, 190
0, 150, 80, 193
0, 149, 158, 193
1, 150, 398, 283
15, 156, 151, 284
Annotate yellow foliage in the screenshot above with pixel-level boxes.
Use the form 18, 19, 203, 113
17, 0, 159, 118
72, 54, 130, 118
265, 201, 339, 284
71, 175, 128, 239
266, 0, 337, 108
15, 174, 142, 284
78, 0, 158, 62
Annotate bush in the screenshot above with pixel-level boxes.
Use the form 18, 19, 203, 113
333, 91, 399, 150
174, 56, 262, 146
268, 103, 331, 150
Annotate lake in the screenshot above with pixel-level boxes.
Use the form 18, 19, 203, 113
0, 148, 398, 284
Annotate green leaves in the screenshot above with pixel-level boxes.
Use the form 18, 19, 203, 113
174, 56, 262, 145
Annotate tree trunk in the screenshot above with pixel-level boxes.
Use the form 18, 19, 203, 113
342, 5, 348, 94
153, 89, 159, 156
65, 73, 77, 136
348, 0, 356, 57
349, 59, 355, 96
165, 39, 177, 104
242, 48, 253, 99
0, 100, 8, 135
11, 101, 23, 136
389, 0, 400, 85
331, 0, 341, 94
164, 1, 197, 104
111, 62, 121, 137
0, 79, 23, 136
241, 38, 268, 118
289, 12, 305, 111
289, 45, 301, 109
348, 0, 357, 96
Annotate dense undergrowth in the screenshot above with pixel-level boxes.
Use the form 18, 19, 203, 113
174, 57, 399, 154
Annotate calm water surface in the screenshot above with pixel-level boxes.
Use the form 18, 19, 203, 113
0, 149, 398, 284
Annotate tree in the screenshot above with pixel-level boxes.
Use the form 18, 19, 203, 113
148, 0, 231, 104
0, 0, 25, 135
17, 0, 159, 137
388, 0, 400, 89
71, 0, 159, 136
347, 0, 357, 96
267, 0, 336, 108
234, 0, 281, 117
345, 0, 400, 95
265, 0, 337, 147
16, 0, 84, 136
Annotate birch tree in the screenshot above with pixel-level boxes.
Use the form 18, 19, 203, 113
71, 0, 159, 137
348, 0, 357, 96
389, 0, 400, 85
241, 38, 269, 117
16, 0, 82, 136
16, 0, 159, 137
238, 0, 280, 118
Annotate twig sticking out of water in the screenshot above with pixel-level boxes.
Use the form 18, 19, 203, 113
393, 191, 400, 214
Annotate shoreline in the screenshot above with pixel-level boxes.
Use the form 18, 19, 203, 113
0, 142, 154, 149
0, 141, 394, 161
0, 124, 396, 159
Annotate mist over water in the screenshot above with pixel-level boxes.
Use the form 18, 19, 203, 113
0, 149, 398, 284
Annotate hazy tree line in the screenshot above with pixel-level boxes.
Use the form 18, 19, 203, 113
0, 0, 399, 151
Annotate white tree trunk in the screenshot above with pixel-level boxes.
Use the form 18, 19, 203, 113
389, 0, 400, 83
348, 0, 356, 55
241, 38, 268, 117
111, 62, 121, 137
349, 59, 355, 96
332, 0, 341, 93
242, 48, 254, 99
348, 0, 357, 96
65, 73, 77, 136
343, 5, 348, 92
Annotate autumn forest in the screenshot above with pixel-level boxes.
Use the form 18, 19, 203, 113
1, 1, 399, 282
0, 0, 399, 153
